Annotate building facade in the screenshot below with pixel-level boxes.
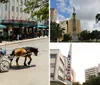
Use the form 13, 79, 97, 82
0, 0, 31, 40
0, 0, 28, 21
50, 48, 76, 85
85, 64, 100, 81
67, 14, 81, 36
0, 0, 49, 41
50, 8, 57, 22
59, 11, 81, 41
50, 49, 66, 81
59, 15, 81, 36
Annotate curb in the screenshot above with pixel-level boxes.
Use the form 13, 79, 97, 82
0, 37, 48, 46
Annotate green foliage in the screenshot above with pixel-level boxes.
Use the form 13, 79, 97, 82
73, 82, 81, 85
79, 30, 100, 42
50, 21, 65, 42
62, 34, 72, 42
83, 75, 100, 85
0, 0, 8, 3
79, 30, 91, 41
88, 75, 96, 80
23, 0, 49, 21
96, 13, 100, 23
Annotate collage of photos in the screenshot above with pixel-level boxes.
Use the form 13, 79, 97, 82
50, 0, 100, 85
0, 0, 100, 85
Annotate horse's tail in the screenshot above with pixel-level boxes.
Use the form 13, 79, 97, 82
10, 50, 15, 56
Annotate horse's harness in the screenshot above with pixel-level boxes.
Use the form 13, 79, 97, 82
23, 47, 32, 57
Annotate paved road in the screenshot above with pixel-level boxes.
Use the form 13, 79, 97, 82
0, 38, 49, 85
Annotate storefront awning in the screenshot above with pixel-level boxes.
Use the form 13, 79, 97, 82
0, 24, 7, 29
35, 25, 49, 29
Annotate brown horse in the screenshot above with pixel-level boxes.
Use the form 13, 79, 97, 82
8, 47, 39, 67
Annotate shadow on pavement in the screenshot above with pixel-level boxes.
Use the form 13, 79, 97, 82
10, 65, 36, 70
0, 71, 9, 73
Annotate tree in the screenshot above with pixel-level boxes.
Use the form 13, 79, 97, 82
22, 0, 49, 21
0, 0, 8, 3
90, 30, 100, 41
73, 82, 81, 85
62, 34, 71, 42
79, 30, 91, 41
50, 22, 64, 42
83, 75, 100, 85
96, 13, 100, 23
88, 75, 96, 80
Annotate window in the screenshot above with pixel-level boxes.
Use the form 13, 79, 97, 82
59, 66, 64, 73
50, 54, 56, 58
50, 73, 54, 77
5, 4, 7, 11
50, 63, 55, 67
12, 6, 14, 12
16, 7, 18, 12
20, 8, 22, 12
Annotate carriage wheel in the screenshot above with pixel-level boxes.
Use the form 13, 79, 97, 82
0, 60, 10, 72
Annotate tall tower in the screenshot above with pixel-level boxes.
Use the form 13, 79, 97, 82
67, 7, 81, 41
66, 44, 72, 81
72, 7, 78, 41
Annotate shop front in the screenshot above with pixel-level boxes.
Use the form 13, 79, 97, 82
1, 19, 37, 41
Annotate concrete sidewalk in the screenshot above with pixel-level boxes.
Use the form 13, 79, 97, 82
0, 36, 48, 46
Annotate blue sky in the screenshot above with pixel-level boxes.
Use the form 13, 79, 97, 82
50, 0, 72, 22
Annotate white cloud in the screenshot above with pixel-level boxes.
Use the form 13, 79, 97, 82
57, 14, 66, 22
56, 0, 100, 30
56, 0, 72, 13
72, 0, 100, 30
56, 0, 67, 13
56, 13, 70, 23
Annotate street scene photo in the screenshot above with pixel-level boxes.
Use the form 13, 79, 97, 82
0, 38, 49, 85
50, 0, 100, 42
50, 43, 100, 85
0, 0, 49, 85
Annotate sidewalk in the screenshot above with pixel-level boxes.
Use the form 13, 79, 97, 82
0, 36, 48, 46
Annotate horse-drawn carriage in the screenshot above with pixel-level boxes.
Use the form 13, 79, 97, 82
0, 48, 10, 72
0, 47, 38, 72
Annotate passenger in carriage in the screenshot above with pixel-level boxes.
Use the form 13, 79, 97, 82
0, 48, 6, 56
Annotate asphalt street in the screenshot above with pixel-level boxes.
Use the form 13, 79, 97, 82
0, 38, 49, 85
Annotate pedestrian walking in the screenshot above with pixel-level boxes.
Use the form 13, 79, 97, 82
19, 34, 21, 40
17, 34, 19, 40
13, 34, 16, 40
